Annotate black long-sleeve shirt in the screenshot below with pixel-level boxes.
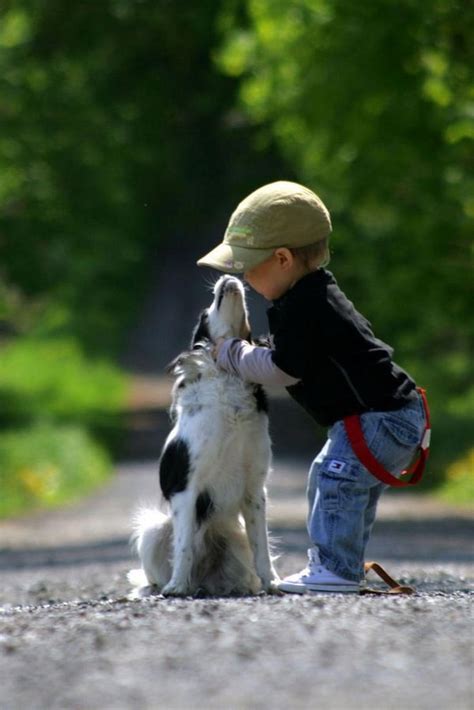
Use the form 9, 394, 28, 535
268, 269, 417, 426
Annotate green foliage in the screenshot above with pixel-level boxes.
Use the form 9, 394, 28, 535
0, 422, 110, 518
0, 0, 273, 352
0, 337, 126, 426
437, 448, 474, 506
0, 335, 126, 516
217, 0, 473, 414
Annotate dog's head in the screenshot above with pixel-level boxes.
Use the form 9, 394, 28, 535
191, 275, 251, 347
166, 276, 251, 384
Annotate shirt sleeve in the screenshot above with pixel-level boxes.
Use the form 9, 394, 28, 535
216, 339, 300, 387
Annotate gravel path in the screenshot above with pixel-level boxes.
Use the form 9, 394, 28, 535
0, 459, 472, 710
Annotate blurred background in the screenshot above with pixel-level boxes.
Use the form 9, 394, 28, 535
0, 0, 472, 517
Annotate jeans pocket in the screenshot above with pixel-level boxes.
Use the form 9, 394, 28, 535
317, 471, 374, 512
381, 412, 422, 449
370, 409, 424, 476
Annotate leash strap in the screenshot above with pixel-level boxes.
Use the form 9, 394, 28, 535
360, 561, 416, 595
343, 387, 431, 488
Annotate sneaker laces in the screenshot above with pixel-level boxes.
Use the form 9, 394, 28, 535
307, 547, 323, 575
307, 547, 362, 586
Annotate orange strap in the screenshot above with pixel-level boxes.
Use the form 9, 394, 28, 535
343, 387, 431, 488
360, 561, 416, 595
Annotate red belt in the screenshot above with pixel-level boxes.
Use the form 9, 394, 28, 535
343, 388, 431, 487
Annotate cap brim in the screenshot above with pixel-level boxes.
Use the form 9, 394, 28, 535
197, 243, 274, 273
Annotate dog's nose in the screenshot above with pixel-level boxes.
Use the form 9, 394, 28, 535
222, 276, 240, 294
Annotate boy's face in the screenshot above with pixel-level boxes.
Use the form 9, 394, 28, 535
244, 249, 307, 301
244, 257, 279, 300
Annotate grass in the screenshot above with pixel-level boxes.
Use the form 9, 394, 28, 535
0, 422, 111, 518
0, 336, 125, 425
436, 448, 474, 507
0, 335, 128, 518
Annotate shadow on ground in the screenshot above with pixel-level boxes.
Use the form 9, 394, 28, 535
1, 515, 472, 572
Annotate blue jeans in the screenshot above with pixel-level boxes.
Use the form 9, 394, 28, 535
307, 393, 427, 582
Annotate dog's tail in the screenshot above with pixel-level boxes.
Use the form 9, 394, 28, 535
128, 507, 173, 591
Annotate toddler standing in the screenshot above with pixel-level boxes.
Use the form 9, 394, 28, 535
197, 181, 428, 593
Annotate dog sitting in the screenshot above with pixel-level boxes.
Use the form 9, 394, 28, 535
128, 275, 278, 597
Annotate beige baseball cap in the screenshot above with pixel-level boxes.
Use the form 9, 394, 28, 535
197, 181, 332, 273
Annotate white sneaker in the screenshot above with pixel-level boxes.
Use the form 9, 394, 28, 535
278, 548, 361, 594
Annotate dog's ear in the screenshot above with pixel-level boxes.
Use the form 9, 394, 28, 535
165, 354, 186, 375
191, 309, 210, 347
166, 350, 205, 382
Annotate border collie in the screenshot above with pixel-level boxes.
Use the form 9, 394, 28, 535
128, 275, 277, 597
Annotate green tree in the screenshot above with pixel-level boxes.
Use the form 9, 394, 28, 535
218, 0, 473, 413
0, 0, 279, 352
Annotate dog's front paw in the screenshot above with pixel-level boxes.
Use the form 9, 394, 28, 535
161, 580, 193, 597
262, 578, 283, 595
127, 584, 161, 601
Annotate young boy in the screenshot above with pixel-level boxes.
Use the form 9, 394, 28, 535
197, 181, 428, 594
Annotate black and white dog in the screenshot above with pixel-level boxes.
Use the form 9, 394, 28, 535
128, 275, 278, 597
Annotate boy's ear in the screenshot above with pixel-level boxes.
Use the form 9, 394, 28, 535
274, 247, 294, 270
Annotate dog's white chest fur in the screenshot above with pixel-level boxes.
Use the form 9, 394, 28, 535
168, 355, 271, 514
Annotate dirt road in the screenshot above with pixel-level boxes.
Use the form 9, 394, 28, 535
0, 459, 472, 710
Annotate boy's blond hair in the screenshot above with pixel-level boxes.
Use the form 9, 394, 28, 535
290, 237, 330, 270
